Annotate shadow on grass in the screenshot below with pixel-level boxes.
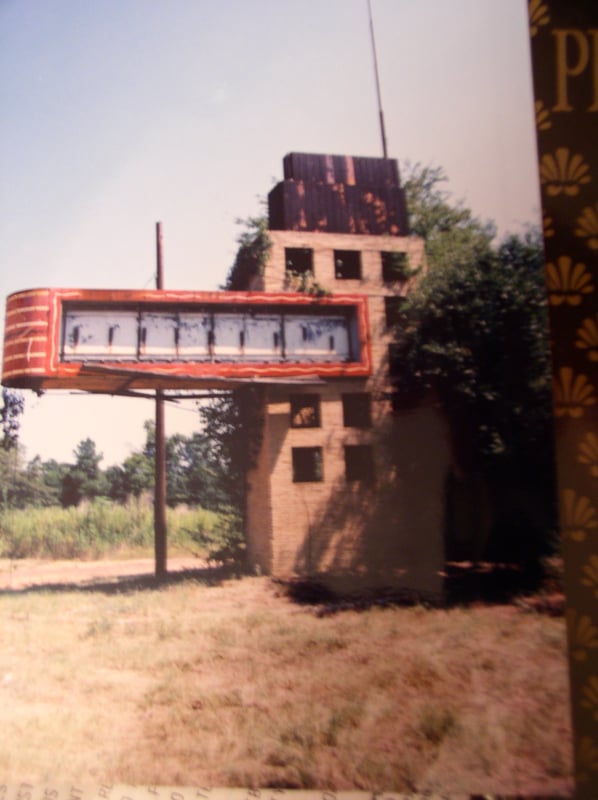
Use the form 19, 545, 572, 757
0, 564, 239, 597
279, 560, 558, 614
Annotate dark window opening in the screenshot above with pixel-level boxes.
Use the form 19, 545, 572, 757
285, 247, 313, 276
344, 445, 374, 483
381, 251, 409, 282
334, 249, 361, 280
290, 395, 321, 428
385, 296, 406, 327
342, 393, 372, 428
292, 447, 323, 482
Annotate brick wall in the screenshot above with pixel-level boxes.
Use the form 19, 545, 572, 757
244, 229, 450, 596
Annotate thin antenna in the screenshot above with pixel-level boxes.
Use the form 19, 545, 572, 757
367, 0, 388, 159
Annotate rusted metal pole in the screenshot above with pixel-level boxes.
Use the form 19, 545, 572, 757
154, 221, 167, 577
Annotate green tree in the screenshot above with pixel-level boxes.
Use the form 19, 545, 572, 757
106, 421, 221, 509
105, 464, 128, 504
393, 164, 555, 572
197, 388, 264, 514
0, 447, 24, 508
138, 420, 181, 504
123, 451, 154, 500
0, 451, 59, 509
180, 431, 227, 511
0, 389, 24, 451
0, 391, 55, 508
165, 433, 188, 507
61, 438, 107, 506
40, 459, 70, 504
224, 212, 271, 290
142, 419, 155, 460
105, 458, 151, 505
392, 229, 552, 470
18, 456, 59, 507
402, 163, 496, 272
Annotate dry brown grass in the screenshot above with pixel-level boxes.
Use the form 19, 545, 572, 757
0, 568, 573, 795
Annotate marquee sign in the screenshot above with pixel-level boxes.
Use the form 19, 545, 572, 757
2, 288, 371, 393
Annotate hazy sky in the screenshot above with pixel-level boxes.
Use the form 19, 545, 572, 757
0, 0, 540, 466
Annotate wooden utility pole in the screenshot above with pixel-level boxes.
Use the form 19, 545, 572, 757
154, 222, 167, 576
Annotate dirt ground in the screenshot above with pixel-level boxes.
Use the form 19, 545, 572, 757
0, 556, 205, 590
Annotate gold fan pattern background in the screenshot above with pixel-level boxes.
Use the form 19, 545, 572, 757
529, 2, 598, 796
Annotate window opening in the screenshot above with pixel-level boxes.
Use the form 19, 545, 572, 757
292, 447, 323, 482
285, 247, 313, 276
334, 249, 361, 280
381, 251, 409, 282
290, 395, 321, 428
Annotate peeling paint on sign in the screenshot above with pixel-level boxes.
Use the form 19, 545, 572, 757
61, 307, 355, 364
3, 288, 371, 391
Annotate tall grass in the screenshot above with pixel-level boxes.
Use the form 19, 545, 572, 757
0, 498, 229, 560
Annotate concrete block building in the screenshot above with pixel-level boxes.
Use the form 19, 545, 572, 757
236, 153, 450, 596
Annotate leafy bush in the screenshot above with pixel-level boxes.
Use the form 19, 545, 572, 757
224, 214, 271, 290
184, 510, 245, 570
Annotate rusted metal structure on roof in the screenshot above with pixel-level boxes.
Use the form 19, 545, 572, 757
268, 152, 409, 236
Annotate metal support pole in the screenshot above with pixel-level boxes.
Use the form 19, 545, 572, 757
154, 222, 167, 577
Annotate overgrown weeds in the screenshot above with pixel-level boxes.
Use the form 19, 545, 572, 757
0, 500, 228, 561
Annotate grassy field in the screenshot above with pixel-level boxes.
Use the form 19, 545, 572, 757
0, 501, 235, 560
0, 567, 573, 795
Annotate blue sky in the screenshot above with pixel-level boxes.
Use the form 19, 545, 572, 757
0, 0, 540, 466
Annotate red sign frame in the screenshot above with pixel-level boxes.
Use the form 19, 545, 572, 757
3, 288, 371, 392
